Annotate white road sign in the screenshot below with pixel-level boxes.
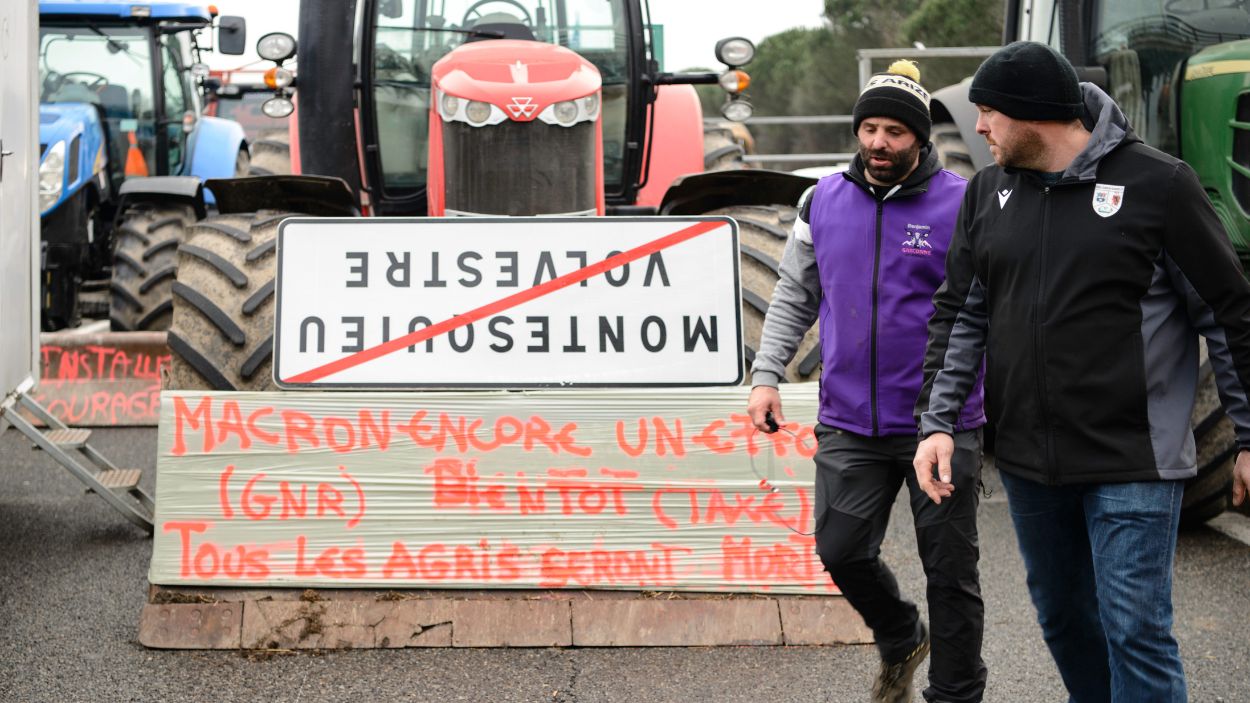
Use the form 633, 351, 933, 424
273, 217, 743, 388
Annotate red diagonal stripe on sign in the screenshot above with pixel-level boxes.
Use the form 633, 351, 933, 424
285, 219, 726, 384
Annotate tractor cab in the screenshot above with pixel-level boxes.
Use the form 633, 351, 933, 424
364, 0, 647, 215
35, 1, 250, 331
290, 0, 756, 218
38, 3, 246, 205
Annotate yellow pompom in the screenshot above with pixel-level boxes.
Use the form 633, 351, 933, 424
887, 59, 921, 83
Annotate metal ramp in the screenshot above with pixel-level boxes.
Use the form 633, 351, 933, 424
1, 385, 153, 533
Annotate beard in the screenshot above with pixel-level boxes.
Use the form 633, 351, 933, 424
991, 124, 1048, 170
859, 140, 922, 185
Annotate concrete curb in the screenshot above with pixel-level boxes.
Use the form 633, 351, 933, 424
139, 586, 872, 649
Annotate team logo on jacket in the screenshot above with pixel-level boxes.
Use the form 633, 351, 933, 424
901, 223, 933, 257
1092, 183, 1125, 218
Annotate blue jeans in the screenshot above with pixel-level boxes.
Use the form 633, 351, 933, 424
999, 471, 1186, 703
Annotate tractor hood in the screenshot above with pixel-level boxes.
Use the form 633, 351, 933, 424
38, 102, 100, 156
431, 40, 600, 122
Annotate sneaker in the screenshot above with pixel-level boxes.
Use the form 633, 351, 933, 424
871, 624, 930, 703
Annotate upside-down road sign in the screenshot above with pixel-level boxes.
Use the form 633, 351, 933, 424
273, 217, 743, 388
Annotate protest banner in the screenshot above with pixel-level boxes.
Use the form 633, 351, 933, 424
150, 384, 833, 594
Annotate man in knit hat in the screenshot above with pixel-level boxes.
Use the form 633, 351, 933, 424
748, 61, 987, 703
914, 41, 1250, 702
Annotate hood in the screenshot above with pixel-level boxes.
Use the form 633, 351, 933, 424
38, 102, 100, 154
844, 143, 944, 198
1062, 82, 1141, 181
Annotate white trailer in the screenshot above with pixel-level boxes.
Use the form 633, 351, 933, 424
0, 0, 39, 399
0, 0, 153, 531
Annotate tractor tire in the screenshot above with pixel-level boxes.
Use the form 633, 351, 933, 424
703, 203, 820, 384
247, 129, 292, 177
932, 121, 976, 179
234, 147, 251, 177
703, 124, 746, 171
109, 202, 196, 331
1182, 346, 1237, 526
165, 210, 291, 391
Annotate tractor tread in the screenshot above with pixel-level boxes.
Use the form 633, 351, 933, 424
136, 300, 173, 330
109, 204, 194, 332
194, 221, 252, 243
172, 281, 246, 346
246, 238, 277, 262
179, 244, 249, 288
242, 280, 275, 316
167, 331, 238, 391
143, 237, 179, 261
138, 266, 176, 295
241, 334, 275, 380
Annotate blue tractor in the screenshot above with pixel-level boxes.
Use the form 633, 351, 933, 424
38, 1, 250, 331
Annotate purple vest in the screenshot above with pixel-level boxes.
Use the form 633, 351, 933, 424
808, 170, 985, 436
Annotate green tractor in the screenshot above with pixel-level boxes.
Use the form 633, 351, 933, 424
927, 0, 1250, 524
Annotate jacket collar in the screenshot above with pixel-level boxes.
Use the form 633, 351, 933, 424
843, 143, 941, 200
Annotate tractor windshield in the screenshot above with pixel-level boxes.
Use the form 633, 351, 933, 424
1092, 0, 1250, 155
372, 0, 629, 193
39, 25, 158, 182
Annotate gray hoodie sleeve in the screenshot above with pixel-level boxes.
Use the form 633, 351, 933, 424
749, 186, 822, 388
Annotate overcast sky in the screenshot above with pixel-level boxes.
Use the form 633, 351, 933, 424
204, 0, 827, 72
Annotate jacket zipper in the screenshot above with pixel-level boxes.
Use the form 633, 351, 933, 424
871, 198, 884, 436
1035, 186, 1057, 483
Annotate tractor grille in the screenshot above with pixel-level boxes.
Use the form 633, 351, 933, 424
442, 120, 596, 216
1233, 93, 1250, 214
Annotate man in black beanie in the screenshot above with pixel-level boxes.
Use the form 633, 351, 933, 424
750, 59, 987, 703
914, 40, 1250, 703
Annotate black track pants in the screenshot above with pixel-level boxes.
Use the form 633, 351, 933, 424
813, 426, 987, 703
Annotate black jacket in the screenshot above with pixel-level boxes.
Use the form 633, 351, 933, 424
917, 84, 1250, 485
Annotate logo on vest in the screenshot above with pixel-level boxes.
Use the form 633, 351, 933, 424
1092, 183, 1125, 218
901, 223, 933, 257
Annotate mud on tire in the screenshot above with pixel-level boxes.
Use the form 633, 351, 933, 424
165, 210, 291, 391
703, 123, 747, 171
247, 129, 292, 177
109, 202, 196, 331
703, 203, 820, 383
932, 121, 975, 179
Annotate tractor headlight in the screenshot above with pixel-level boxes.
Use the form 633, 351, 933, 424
465, 100, 492, 125
579, 93, 599, 120
440, 93, 461, 120
39, 140, 65, 213
715, 37, 756, 67
552, 100, 578, 125
536, 92, 601, 127
721, 98, 754, 122
262, 96, 294, 118
436, 89, 506, 126
257, 32, 297, 63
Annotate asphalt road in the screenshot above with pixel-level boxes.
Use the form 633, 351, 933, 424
1, 426, 1247, 702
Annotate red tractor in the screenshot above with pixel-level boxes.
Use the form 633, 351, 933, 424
202, 67, 294, 177
166, 0, 820, 391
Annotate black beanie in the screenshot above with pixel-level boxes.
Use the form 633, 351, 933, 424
852, 60, 932, 144
969, 41, 1083, 121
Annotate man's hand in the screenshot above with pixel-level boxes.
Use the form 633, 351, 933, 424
1234, 449, 1250, 507
748, 386, 783, 433
913, 432, 956, 504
